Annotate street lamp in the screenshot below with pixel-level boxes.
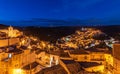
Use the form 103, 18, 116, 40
13, 69, 23, 74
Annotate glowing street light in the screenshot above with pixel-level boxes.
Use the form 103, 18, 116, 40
13, 69, 23, 74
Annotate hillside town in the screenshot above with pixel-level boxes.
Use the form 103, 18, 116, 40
0, 26, 119, 74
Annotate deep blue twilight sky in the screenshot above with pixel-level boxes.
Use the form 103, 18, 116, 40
0, 0, 120, 21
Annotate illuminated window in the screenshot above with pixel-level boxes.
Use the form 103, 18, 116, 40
8, 53, 12, 58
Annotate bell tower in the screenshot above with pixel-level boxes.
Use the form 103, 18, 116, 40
8, 25, 14, 37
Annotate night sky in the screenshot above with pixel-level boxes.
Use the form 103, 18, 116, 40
0, 0, 120, 21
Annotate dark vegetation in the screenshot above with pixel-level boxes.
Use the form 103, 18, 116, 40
23, 26, 80, 43
0, 24, 8, 29
94, 25, 120, 40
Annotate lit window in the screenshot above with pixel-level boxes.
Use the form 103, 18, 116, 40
8, 54, 12, 58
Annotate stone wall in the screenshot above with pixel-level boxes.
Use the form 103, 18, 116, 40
0, 38, 19, 47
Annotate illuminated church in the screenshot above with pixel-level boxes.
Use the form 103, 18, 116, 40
0, 26, 23, 38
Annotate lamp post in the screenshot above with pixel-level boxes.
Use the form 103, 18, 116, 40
13, 69, 23, 74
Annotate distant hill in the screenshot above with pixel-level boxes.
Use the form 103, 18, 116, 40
0, 24, 8, 29
23, 25, 120, 42
94, 25, 120, 39
0, 18, 120, 27
23, 26, 80, 43
0, 24, 120, 42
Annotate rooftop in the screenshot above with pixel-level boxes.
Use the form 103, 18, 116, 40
60, 52, 70, 58
35, 50, 45, 54
22, 62, 39, 70
36, 65, 67, 74
61, 59, 76, 64
7, 49, 23, 54
69, 49, 89, 54
85, 47, 112, 54
79, 62, 102, 68
49, 50, 70, 58
61, 59, 82, 74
